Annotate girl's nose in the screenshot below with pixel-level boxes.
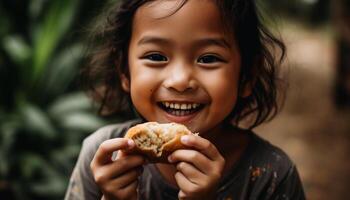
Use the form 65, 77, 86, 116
163, 64, 198, 93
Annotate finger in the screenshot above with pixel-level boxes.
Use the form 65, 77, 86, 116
180, 135, 220, 161
169, 149, 211, 173
93, 138, 135, 166
178, 190, 186, 199
174, 172, 198, 196
176, 162, 205, 184
117, 143, 141, 159
118, 180, 139, 200
108, 167, 142, 189
97, 155, 145, 181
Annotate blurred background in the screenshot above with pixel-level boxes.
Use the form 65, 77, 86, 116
0, 0, 349, 199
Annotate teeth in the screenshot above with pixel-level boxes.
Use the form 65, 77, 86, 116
169, 110, 192, 116
161, 102, 201, 110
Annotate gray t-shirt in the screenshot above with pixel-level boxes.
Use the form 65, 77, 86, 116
65, 119, 305, 200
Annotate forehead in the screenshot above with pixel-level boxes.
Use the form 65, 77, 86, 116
131, 0, 234, 45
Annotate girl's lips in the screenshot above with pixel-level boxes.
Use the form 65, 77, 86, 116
156, 101, 205, 123
163, 110, 199, 123
157, 101, 205, 124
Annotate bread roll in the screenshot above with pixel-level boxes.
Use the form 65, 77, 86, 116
124, 122, 193, 163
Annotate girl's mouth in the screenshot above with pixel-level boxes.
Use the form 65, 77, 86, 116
157, 101, 205, 116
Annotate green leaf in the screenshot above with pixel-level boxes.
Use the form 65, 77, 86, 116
29, 0, 46, 20
20, 153, 45, 178
32, 0, 80, 81
20, 103, 57, 139
20, 153, 67, 196
31, 175, 66, 197
40, 43, 83, 96
30, 167, 67, 196
2, 35, 31, 67
60, 112, 105, 132
48, 92, 92, 117
0, 117, 21, 176
50, 145, 81, 170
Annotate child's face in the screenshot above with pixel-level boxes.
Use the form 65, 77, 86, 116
124, 0, 242, 134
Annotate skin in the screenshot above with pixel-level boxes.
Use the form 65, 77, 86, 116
125, 0, 241, 134
90, 139, 144, 200
91, 0, 251, 199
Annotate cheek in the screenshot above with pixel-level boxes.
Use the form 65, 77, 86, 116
129, 67, 159, 111
216, 82, 238, 108
208, 70, 240, 114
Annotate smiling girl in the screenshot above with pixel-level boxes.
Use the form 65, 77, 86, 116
65, 0, 305, 199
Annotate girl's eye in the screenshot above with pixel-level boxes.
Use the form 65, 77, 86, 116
197, 55, 223, 64
143, 53, 168, 62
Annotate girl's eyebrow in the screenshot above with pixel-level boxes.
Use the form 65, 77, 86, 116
137, 36, 171, 46
196, 38, 231, 50
137, 36, 231, 49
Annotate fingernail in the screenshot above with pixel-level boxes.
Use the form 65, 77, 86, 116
168, 155, 173, 162
127, 139, 134, 149
181, 135, 189, 143
179, 190, 185, 198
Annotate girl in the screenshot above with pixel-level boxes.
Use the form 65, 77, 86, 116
65, 0, 305, 199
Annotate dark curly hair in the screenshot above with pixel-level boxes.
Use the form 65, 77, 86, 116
81, 0, 286, 129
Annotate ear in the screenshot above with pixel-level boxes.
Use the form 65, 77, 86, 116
121, 74, 130, 92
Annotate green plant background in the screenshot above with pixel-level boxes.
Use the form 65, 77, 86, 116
0, 0, 330, 199
0, 0, 110, 199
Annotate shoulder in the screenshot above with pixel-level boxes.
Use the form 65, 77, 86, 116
248, 132, 295, 173
242, 132, 305, 199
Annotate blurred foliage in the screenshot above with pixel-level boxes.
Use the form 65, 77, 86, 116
0, 0, 333, 199
0, 0, 109, 199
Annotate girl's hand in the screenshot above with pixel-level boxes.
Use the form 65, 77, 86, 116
168, 135, 225, 200
90, 138, 145, 200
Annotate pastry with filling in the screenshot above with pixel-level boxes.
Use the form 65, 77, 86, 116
124, 122, 194, 162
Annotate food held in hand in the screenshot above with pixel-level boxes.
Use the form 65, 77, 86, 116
124, 122, 194, 162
